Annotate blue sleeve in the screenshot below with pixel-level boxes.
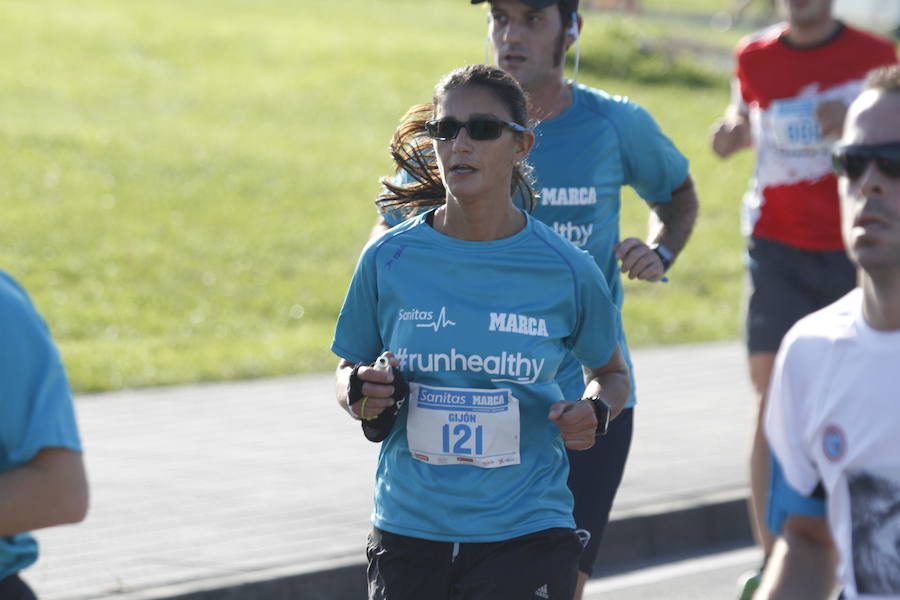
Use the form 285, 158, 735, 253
565, 253, 619, 369
0, 273, 81, 469
766, 453, 826, 534
379, 168, 408, 227
382, 207, 406, 227
379, 169, 430, 227
331, 243, 385, 365
616, 101, 689, 205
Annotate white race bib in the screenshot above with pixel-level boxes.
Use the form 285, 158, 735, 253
769, 97, 829, 153
406, 383, 520, 469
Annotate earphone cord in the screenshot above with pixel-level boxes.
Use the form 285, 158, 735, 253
570, 11, 580, 83
571, 35, 580, 83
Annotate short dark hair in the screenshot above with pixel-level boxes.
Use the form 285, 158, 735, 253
474, 0, 579, 21
477, 0, 578, 32
556, 1, 578, 30
864, 64, 900, 94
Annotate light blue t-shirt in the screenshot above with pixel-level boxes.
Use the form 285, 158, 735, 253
382, 84, 689, 408
332, 211, 620, 542
0, 271, 82, 579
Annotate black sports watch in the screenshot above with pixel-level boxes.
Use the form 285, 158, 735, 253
651, 243, 675, 272
582, 395, 610, 438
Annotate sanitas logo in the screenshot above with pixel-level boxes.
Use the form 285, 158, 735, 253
489, 312, 549, 337
399, 308, 433, 321
395, 347, 545, 384
541, 186, 597, 206
398, 307, 456, 332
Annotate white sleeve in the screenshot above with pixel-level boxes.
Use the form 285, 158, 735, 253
730, 77, 748, 116
764, 337, 821, 496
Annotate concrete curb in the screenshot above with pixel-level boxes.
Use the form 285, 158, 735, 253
153, 496, 752, 600
595, 493, 752, 568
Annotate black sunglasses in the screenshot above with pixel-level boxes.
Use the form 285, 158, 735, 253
424, 117, 527, 141
832, 142, 900, 181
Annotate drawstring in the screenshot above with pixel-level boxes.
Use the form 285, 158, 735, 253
451, 541, 460, 563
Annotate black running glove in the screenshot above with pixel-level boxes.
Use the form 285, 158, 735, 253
347, 359, 409, 443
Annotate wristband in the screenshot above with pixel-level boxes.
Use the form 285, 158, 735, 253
651, 243, 675, 272
581, 395, 610, 438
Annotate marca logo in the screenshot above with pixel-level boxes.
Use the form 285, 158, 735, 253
394, 347, 545, 384
398, 307, 456, 332
541, 186, 597, 206
550, 221, 593, 247
489, 312, 549, 337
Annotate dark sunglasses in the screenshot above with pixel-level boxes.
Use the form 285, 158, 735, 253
832, 142, 900, 180
424, 117, 527, 141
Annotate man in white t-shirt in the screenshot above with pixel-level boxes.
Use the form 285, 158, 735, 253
759, 64, 900, 599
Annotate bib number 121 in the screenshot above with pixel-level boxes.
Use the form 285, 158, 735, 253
442, 423, 484, 456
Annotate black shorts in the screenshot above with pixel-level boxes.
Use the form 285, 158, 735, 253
566, 407, 634, 575
0, 574, 37, 600
366, 526, 582, 600
746, 236, 856, 354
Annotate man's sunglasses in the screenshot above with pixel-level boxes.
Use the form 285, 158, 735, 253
832, 142, 900, 181
424, 117, 528, 141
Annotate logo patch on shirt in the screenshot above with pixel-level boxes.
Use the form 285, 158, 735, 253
540, 186, 597, 206
575, 528, 592, 548
489, 312, 549, 337
823, 424, 847, 462
550, 221, 593, 247
394, 347, 545, 384
384, 245, 406, 269
398, 307, 456, 332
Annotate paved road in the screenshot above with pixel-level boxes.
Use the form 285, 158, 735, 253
584, 545, 762, 600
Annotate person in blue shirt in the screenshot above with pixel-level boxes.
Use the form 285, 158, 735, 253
334, 64, 630, 600
377, 2, 699, 597
0, 271, 88, 600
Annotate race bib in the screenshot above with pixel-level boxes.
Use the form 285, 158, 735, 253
769, 97, 829, 153
406, 383, 520, 468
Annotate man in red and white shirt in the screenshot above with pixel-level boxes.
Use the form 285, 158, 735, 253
710, 0, 896, 583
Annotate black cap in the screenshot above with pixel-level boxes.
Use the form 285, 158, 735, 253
470, 0, 579, 12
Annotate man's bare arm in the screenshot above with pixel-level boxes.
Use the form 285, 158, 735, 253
711, 104, 752, 158
754, 515, 838, 599
616, 175, 699, 281
648, 175, 698, 255
0, 448, 89, 536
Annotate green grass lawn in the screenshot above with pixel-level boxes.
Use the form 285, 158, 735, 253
2, 0, 753, 391
618, 0, 772, 20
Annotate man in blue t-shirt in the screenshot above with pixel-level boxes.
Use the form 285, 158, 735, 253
376, 1, 698, 596
0, 271, 88, 599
